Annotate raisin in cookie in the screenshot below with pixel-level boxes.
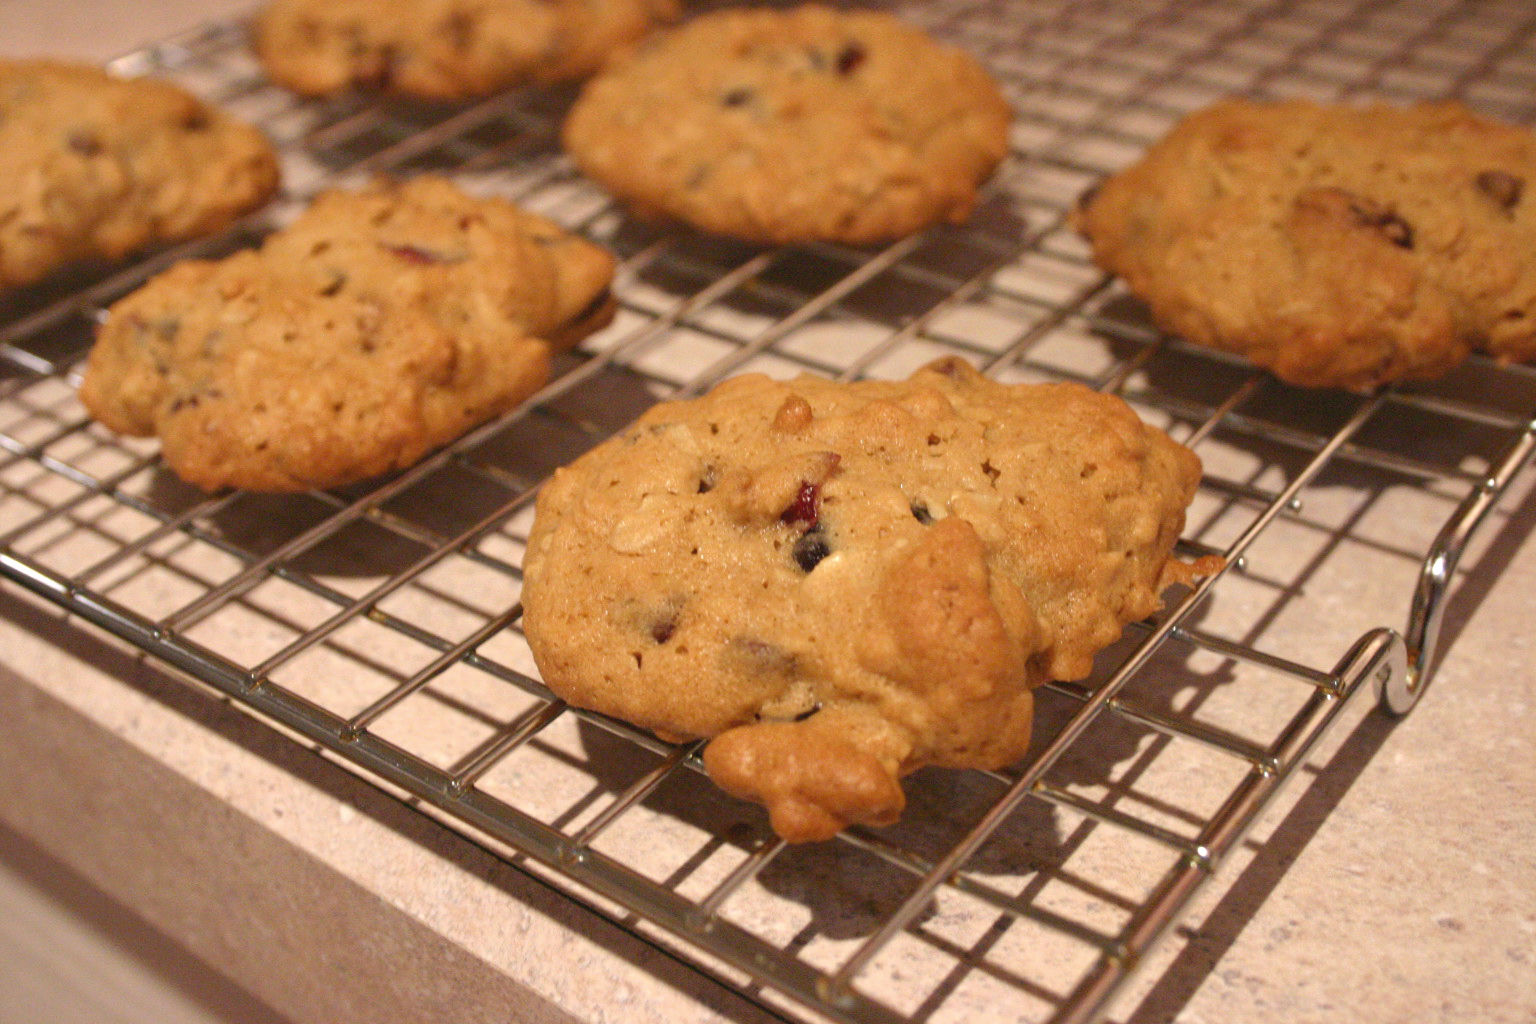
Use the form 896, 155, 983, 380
0, 59, 279, 291
1073, 99, 1536, 391
561, 5, 1011, 245
520, 358, 1217, 842
254, 0, 680, 100
79, 176, 614, 492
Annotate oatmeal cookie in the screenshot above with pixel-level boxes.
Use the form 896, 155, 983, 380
520, 358, 1216, 842
561, 4, 1011, 244
1072, 99, 1536, 390
79, 176, 614, 492
254, 0, 680, 100
0, 59, 279, 291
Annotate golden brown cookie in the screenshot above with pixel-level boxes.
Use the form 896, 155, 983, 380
0, 59, 279, 291
1073, 99, 1536, 391
520, 358, 1216, 842
79, 176, 614, 492
253, 0, 680, 100
562, 4, 1012, 244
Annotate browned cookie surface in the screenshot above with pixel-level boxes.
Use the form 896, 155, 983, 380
520, 358, 1215, 841
562, 4, 1011, 244
79, 176, 614, 492
1073, 99, 1536, 391
254, 0, 680, 99
0, 59, 278, 290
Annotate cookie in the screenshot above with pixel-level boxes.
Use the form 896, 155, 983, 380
79, 176, 615, 492
1072, 99, 1536, 391
254, 0, 681, 100
561, 5, 1012, 245
520, 357, 1217, 842
0, 59, 279, 291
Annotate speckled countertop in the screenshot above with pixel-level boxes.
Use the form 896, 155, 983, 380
1, 3, 1534, 1024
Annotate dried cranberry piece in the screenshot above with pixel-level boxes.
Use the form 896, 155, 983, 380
780, 479, 833, 570
383, 243, 442, 264
780, 481, 821, 528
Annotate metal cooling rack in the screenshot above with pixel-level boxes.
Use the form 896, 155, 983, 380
3, 1, 1535, 1022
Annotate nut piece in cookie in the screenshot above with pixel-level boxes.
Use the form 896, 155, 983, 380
1072, 99, 1536, 391
0, 59, 279, 291
254, 0, 680, 100
562, 4, 1012, 244
79, 176, 615, 492
520, 358, 1219, 841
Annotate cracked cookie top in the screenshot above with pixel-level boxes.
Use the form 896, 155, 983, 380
562, 4, 1012, 244
520, 358, 1216, 841
1073, 99, 1536, 390
79, 176, 615, 492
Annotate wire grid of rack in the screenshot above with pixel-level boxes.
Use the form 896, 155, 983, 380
3, 1, 1536, 1022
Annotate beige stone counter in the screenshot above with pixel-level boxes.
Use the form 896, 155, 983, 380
1, 3, 1534, 1024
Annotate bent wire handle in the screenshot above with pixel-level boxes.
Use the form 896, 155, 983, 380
1385, 412, 1536, 716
